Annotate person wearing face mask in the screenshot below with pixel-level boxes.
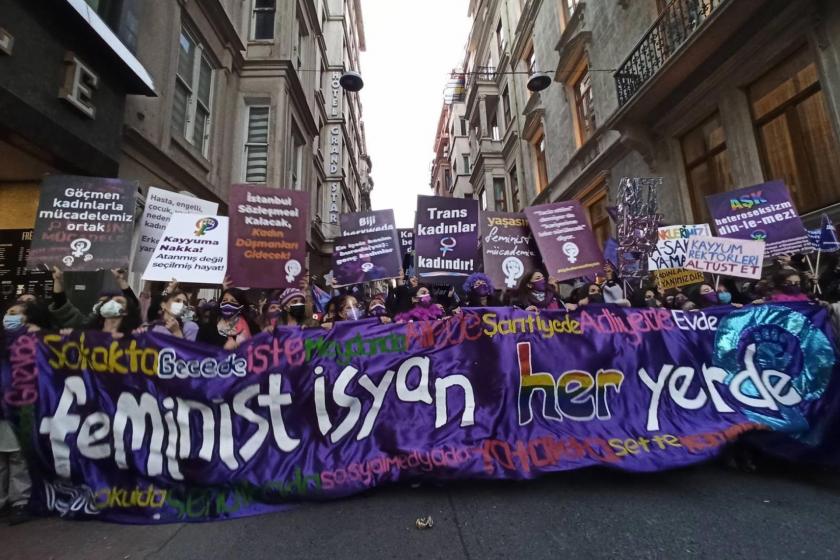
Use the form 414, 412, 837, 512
145, 290, 198, 341
366, 295, 392, 323
462, 273, 501, 308
672, 292, 696, 311
80, 293, 141, 337
263, 288, 317, 331
577, 283, 606, 306
394, 286, 446, 322
321, 295, 368, 329
630, 288, 661, 308
515, 270, 564, 311
198, 289, 256, 350
690, 283, 723, 309
767, 270, 812, 303
47, 266, 138, 329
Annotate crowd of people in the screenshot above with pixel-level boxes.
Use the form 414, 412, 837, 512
2, 250, 840, 524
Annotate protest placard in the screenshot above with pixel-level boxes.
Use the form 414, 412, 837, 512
706, 180, 810, 257
684, 236, 765, 279
332, 231, 402, 286
647, 224, 711, 271
142, 214, 228, 284
132, 187, 218, 274
524, 201, 604, 282
479, 211, 539, 289
398, 228, 414, 260
340, 209, 397, 236
227, 185, 309, 289
414, 195, 479, 278
655, 269, 706, 290
27, 175, 137, 271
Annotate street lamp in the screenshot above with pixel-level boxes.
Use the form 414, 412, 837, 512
340, 70, 364, 92
527, 72, 552, 92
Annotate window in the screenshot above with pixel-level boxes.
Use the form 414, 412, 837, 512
496, 20, 506, 55
462, 154, 471, 174
571, 59, 595, 145
581, 181, 610, 249
531, 129, 548, 193
459, 118, 468, 136
251, 0, 276, 40
562, 0, 580, 24
493, 177, 508, 211
524, 43, 536, 74
749, 46, 840, 213
490, 111, 500, 141
502, 86, 511, 128
291, 126, 305, 190
244, 106, 270, 183
445, 171, 453, 192
172, 27, 214, 155
509, 165, 520, 211
296, 10, 308, 70
681, 113, 732, 223
316, 181, 323, 219
479, 188, 488, 210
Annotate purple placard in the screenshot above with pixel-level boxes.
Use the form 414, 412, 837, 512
705, 180, 810, 257
228, 184, 309, 289
414, 195, 479, 279
340, 209, 397, 236
20, 303, 840, 523
479, 212, 539, 289
524, 201, 604, 282
27, 175, 137, 271
332, 230, 402, 286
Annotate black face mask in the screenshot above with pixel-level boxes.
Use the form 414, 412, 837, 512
588, 294, 604, 304
288, 303, 306, 321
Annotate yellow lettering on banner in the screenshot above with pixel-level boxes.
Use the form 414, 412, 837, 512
655, 269, 705, 290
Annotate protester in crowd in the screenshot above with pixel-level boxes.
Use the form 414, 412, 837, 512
263, 288, 318, 331
461, 273, 500, 308
765, 270, 812, 303
321, 294, 371, 329
599, 263, 627, 304
197, 288, 256, 350
48, 267, 138, 329
630, 287, 661, 308
394, 285, 446, 322
81, 291, 141, 338
576, 283, 605, 306
366, 294, 392, 323
690, 283, 721, 309
143, 289, 199, 341
673, 291, 696, 311
388, 272, 419, 316
3, 301, 49, 335
514, 269, 566, 311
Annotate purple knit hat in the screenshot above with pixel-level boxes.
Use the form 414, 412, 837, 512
279, 288, 305, 307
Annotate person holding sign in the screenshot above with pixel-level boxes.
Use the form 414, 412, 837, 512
146, 289, 198, 341
197, 289, 256, 350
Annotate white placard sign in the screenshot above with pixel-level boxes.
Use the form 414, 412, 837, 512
132, 187, 219, 273
647, 224, 711, 271
684, 235, 765, 279
142, 213, 228, 284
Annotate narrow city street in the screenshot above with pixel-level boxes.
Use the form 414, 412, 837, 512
4, 463, 840, 560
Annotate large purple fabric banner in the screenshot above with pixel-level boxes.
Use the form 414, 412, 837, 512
23, 304, 840, 523
706, 180, 810, 257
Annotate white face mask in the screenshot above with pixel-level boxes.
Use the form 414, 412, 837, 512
100, 300, 125, 318
169, 301, 185, 318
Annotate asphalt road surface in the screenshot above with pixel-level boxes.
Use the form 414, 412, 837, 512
3, 462, 839, 560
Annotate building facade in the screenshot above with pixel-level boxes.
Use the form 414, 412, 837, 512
438, 0, 840, 248
120, 0, 373, 278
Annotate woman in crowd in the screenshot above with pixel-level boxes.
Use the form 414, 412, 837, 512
630, 287, 661, 308
263, 288, 317, 331
147, 289, 198, 341
394, 285, 446, 322
321, 294, 371, 328
48, 267, 138, 329
366, 294, 392, 323
2, 301, 50, 335
197, 288, 256, 350
84, 292, 141, 338
462, 273, 500, 308
514, 269, 564, 311
690, 283, 721, 309
576, 283, 605, 306
766, 270, 812, 303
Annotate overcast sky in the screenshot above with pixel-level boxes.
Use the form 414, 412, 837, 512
360, 0, 471, 228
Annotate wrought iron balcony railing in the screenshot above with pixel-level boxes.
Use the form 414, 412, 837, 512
614, 0, 725, 107
466, 65, 497, 87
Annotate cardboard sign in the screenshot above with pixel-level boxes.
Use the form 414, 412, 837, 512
332, 231, 402, 287
227, 185, 309, 289
340, 209, 397, 236
684, 236, 765, 279
655, 269, 706, 290
27, 175, 137, 271
479, 212, 539, 289
524, 201, 604, 282
705, 181, 810, 257
132, 187, 218, 274
414, 196, 480, 279
142, 214, 228, 284
648, 224, 711, 271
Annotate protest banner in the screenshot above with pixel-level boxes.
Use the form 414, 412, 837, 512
132, 187, 218, 274
19, 303, 839, 523
398, 229, 414, 261
227, 185, 309, 289
414, 195, 479, 279
706, 181, 810, 257
647, 224, 711, 271
655, 268, 706, 290
684, 236, 765, 279
142, 213, 228, 284
340, 209, 397, 236
525, 201, 604, 282
479, 212, 539, 289
332, 231, 402, 286
27, 175, 137, 271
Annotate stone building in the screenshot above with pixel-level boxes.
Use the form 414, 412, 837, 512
430, 99, 473, 200
438, 0, 840, 246
120, 0, 373, 277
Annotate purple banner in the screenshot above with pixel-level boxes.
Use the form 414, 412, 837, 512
340, 210, 397, 236
397, 229, 414, 262
228, 185, 309, 289
27, 175, 137, 271
706, 180, 810, 257
331, 231, 402, 286
479, 212, 539, 290
414, 196, 479, 279
22, 304, 840, 523
525, 202, 604, 282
